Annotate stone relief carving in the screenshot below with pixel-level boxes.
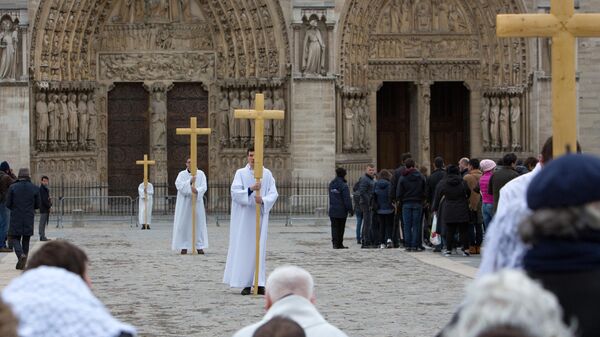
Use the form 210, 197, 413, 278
342, 94, 369, 153
510, 96, 521, 151
0, 15, 19, 80
111, 0, 202, 24
482, 93, 524, 152
218, 90, 230, 147
263, 89, 273, 148
67, 93, 79, 150
58, 93, 69, 148
302, 19, 326, 76
238, 89, 251, 147
99, 24, 213, 51
99, 52, 215, 81
47, 94, 59, 151
36, 93, 49, 152
77, 93, 89, 150
499, 95, 510, 150
145, 83, 170, 151
228, 89, 240, 148
376, 0, 468, 34
481, 96, 490, 151
87, 92, 98, 148
489, 96, 500, 151
369, 37, 480, 60
272, 88, 286, 148
343, 98, 354, 151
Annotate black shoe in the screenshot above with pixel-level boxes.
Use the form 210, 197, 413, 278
141, 224, 146, 230
40, 237, 51, 242
180, 249, 187, 255
146, 225, 150, 230
0, 247, 12, 253
241, 287, 252, 295
197, 249, 205, 255
16, 255, 27, 270
257, 286, 265, 295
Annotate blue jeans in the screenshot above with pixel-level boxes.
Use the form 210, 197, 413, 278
402, 202, 423, 248
0, 202, 8, 248
355, 209, 363, 243
482, 203, 494, 232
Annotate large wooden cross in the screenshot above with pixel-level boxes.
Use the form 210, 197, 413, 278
176, 117, 211, 255
235, 93, 284, 295
497, 0, 600, 156
136, 154, 155, 228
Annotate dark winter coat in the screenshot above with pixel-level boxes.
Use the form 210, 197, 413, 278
39, 184, 52, 213
389, 165, 406, 201
426, 168, 446, 204
432, 174, 470, 224
328, 177, 353, 218
374, 179, 394, 214
0, 170, 16, 203
357, 174, 375, 207
396, 168, 426, 203
488, 166, 519, 212
6, 178, 40, 236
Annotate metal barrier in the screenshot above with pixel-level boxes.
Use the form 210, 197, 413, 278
57, 196, 134, 228
133, 195, 208, 225
286, 195, 329, 226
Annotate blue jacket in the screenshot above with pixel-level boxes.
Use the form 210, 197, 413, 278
6, 178, 40, 236
328, 177, 353, 218
374, 179, 394, 214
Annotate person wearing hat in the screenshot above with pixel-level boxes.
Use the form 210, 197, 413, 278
520, 153, 600, 337
478, 159, 496, 232
5, 168, 40, 270
328, 167, 353, 249
477, 136, 580, 278
0, 161, 17, 252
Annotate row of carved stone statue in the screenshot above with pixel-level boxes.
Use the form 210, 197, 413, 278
481, 95, 521, 152
343, 96, 371, 153
218, 87, 285, 149
35, 91, 97, 152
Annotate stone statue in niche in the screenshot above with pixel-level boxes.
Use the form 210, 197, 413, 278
249, 89, 256, 138
387, 0, 401, 33
0, 16, 19, 80
36, 93, 49, 151
263, 89, 274, 147
218, 90, 230, 146
510, 96, 521, 151
272, 88, 285, 147
416, 1, 431, 32
58, 93, 69, 149
448, 5, 461, 32
228, 90, 240, 147
352, 98, 361, 151
67, 93, 79, 150
77, 93, 89, 150
499, 96, 510, 150
489, 97, 500, 151
47, 93, 59, 151
360, 98, 370, 150
87, 92, 97, 148
343, 98, 354, 151
149, 89, 167, 149
239, 90, 251, 147
400, 0, 411, 33
148, 0, 169, 19
481, 96, 490, 151
302, 19, 326, 76
437, 1, 449, 31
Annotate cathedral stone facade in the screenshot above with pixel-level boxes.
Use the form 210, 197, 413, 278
1, 0, 599, 195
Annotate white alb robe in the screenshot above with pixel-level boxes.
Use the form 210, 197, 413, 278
223, 164, 278, 288
138, 182, 154, 225
171, 169, 208, 250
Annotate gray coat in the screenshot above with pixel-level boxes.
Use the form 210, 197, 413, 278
6, 178, 40, 236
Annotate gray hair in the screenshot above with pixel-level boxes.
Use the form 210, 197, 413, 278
265, 266, 314, 303
443, 270, 574, 337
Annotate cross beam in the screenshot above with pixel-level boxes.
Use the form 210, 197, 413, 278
135, 154, 155, 187
497, 0, 600, 156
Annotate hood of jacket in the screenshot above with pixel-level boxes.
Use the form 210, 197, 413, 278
446, 174, 463, 186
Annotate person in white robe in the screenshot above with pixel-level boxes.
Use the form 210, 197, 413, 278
171, 159, 208, 254
223, 148, 278, 295
138, 182, 153, 230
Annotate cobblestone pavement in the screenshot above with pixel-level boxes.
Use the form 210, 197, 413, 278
1, 218, 478, 337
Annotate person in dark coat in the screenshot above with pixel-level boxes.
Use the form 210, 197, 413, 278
38, 176, 52, 241
374, 170, 394, 248
396, 159, 426, 251
520, 153, 600, 337
0, 161, 17, 252
328, 167, 353, 249
357, 164, 376, 248
389, 152, 412, 248
488, 153, 519, 212
432, 165, 471, 257
352, 181, 362, 244
6, 168, 40, 270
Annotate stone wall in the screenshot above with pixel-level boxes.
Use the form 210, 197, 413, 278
0, 85, 30, 170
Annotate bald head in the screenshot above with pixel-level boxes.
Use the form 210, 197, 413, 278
265, 266, 314, 306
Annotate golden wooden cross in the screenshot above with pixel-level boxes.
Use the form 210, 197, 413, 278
136, 154, 155, 228
497, 0, 600, 156
234, 93, 284, 295
176, 117, 211, 255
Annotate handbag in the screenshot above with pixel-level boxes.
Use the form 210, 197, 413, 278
430, 214, 441, 246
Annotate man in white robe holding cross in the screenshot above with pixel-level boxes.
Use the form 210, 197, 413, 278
223, 147, 278, 295
172, 158, 208, 255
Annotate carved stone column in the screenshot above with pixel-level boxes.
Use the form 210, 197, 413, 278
417, 81, 432, 173
143, 81, 172, 193
464, 80, 483, 156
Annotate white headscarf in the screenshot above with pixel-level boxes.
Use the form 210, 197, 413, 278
1, 266, 136, 337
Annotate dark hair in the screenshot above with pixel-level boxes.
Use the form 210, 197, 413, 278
540, 136, 582, 164
0, 300, 18, 337
247, 147, 255, 155
468, 158, 480, 170
478, 325, 533, 337
401, 152, 412, 162
378, 169, 392, 181
434, 156, 444, 169
524, 156, 539, 171
335, 167, 347, 178
41, 175, 49, 181
253, 316, 305, 337
25, 240, 89, 280
502, 153, 517, 166
404, 158, 415, 169
447, 165, 460, 175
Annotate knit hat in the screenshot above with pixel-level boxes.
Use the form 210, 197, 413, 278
480, 159, 496, 173
527, 154, 600, 210
17, 168, 30, 178
0, 161, 9, 172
